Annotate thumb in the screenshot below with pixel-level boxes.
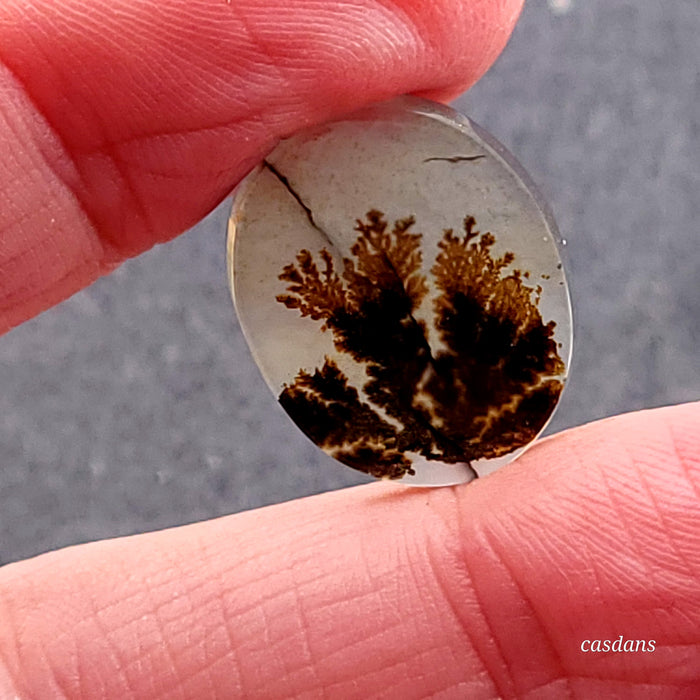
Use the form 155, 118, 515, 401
0, 402, 698, 698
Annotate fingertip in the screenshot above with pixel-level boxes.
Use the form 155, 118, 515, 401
0, 0, 524, 329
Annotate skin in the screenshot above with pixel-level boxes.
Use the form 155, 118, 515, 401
0, 1, 698, 697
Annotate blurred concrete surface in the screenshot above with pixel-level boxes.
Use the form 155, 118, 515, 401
1, 0, 698, 563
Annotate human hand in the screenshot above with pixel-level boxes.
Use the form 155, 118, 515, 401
1, 1, 698, 698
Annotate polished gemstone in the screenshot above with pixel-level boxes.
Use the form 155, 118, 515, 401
228, 97, 572, 486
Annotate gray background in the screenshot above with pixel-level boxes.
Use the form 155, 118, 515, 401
1, 0, 698, 565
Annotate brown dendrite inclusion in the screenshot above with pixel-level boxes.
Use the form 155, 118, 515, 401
276, 210, 565, 479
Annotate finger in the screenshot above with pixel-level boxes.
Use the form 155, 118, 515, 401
0, 0, 523, 332
1, 402, 698, 699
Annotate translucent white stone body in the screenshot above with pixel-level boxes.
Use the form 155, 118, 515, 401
229, 97, 572, 486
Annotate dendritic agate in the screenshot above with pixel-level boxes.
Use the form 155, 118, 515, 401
228, 97, 572, 486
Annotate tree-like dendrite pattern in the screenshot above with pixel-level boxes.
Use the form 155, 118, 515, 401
277, 210, 565, 479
